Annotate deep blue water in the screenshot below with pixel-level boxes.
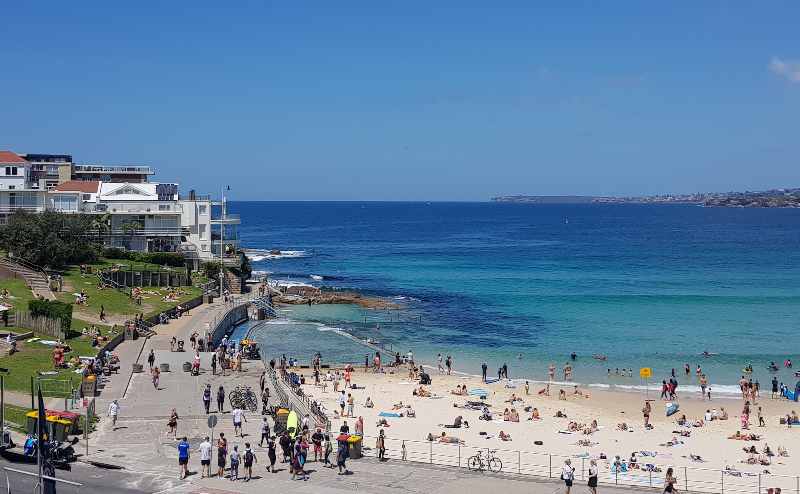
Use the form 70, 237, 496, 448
230, 201, 800, 393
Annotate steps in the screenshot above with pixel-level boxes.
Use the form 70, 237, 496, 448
0, 258, 55, 300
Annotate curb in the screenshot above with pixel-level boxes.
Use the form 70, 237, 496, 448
77, 457, 125, 470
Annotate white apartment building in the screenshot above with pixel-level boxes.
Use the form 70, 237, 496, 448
0, 151, 47, 223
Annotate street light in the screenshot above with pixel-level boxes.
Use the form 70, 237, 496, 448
0, 367, 9, 448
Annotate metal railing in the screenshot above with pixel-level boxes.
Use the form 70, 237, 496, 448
73, 164, 153, 174
269, 365, 331, 432
354, 435, 799, 494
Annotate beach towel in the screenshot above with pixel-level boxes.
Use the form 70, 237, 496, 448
468, 388, 489, 396
485, 378, 500, 384
378, 412, 401, 418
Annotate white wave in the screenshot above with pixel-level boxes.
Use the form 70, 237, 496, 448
393, 295, 421, 302
268, 279, 315, 289
245, 248, 310, 261
310, 274, 324, 281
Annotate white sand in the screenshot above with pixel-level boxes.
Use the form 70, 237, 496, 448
293, 364, 800, 490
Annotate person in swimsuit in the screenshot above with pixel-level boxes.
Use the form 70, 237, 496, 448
664, 467, 678, 494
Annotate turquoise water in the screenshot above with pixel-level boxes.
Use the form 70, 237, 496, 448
232, 202, 800, 394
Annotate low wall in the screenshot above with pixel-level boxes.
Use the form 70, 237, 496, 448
209, 303, 249, 347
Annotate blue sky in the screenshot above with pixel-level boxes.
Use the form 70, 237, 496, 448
1, 2, 799, 200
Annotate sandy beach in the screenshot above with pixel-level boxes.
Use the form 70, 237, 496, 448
289, 361, 800, 490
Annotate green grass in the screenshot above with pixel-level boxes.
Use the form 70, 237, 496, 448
55, 258, 202, 319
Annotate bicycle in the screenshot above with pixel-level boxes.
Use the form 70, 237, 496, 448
467, 448, 503, 473
229, 385, 258, 412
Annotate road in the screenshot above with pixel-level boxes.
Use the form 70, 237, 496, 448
0, 457, 188, 493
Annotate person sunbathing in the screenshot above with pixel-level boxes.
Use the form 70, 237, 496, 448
392, 401, 404, 410
437, 432, 463, 444
505, 393, 521, 403
617, 422, 629, 431
529, 407, 541, 421
583, 419, 598, 435
567, 421, 580, 432
451, 386, 465, 396
503, 408, 511, 421
499, 430, 512, 441
376, 418, 390, 427
414, 386, 431, 397
509, 409, 520, 422
719, 407, 729, 420
555, 410, 567, 418
538, 384, 550, 396
406, 406, 416, 418
729, 431, 743, 440
558, 389, 567, 400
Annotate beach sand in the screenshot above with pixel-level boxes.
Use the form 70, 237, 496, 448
291, 363, 800, 490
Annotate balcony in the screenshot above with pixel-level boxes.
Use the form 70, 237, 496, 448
179, 194, 212, 201
73, 165, 154, 175
84, 202, 183, 214
210, 214, 240, 224
0, 205, 47, 214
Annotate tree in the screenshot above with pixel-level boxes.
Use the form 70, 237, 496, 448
0, 211, 99, 268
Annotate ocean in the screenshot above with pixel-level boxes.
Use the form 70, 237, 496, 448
230, 201, 800, 395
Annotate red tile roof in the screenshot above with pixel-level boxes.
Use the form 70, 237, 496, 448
0, 151, 28, 164
53, 180, 101, 193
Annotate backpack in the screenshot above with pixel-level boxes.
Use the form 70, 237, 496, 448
245, 450, 254, 463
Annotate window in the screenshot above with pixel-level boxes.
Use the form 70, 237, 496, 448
82, 194, 92, 200
5, 167, 17, 176
51, 195, 78, 212
8, 186, 14, 190
199, 224, 207, 240
158, 204, 170, 211
198, 204, 207, 214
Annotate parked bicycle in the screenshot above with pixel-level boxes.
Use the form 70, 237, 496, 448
229, 385, 258, 412
467, 448, 503, 473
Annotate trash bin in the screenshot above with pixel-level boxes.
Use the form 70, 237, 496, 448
46, 416, 68, 442
159, 363, 170, 372
274, 408, 289, 435
132, 363, 144, 373
347, 434, 363, 459
25, 411, 38, 435
53, 411, 80, 434
182, 362, 192, 372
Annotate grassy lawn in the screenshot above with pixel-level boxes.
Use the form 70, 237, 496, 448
55, 258, 203, 319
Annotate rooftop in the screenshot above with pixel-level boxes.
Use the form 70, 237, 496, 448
0, 151, 28, 164
73, 164, 153, 174
53, 180, 101, 193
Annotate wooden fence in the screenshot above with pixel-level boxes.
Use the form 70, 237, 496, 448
101, 269, 190, 288
10, 311, 65, 340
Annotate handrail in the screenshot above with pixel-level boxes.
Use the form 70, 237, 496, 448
352, 434, 800, 494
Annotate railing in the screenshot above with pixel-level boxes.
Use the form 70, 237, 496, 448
3, 255, 51, 286
179, 194, 212, 201
355, 435, 800, 494
0, 205, 46, 214
83, 202, 183, 214
270, 365, 331, 432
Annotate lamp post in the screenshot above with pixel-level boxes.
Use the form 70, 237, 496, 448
0, 367, 8, 447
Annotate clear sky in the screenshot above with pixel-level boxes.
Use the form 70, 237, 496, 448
1, 2, 799, 200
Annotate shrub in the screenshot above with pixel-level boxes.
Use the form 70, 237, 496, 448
28, 299, 73, 331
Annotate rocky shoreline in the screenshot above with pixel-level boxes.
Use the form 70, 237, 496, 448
271, 285, 401, 310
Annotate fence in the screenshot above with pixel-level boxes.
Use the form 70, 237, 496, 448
100, 269, 190, 288
354, 435, 799, 494
11, 311, 64, 340
267, 365, 331, 432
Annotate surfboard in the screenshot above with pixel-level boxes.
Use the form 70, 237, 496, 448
287, 410, 299, 439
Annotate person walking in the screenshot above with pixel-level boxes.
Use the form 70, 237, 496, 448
336, 438, 349, 475
243, 443, 257, 481
346, 393, 355, 418
217, 385, 225, 413
177, 436, 190, 479
588, 459, 598, 494
323, 434, 333, 467
311, 428, 324, 461
561, 458, 575, 494
147, 349, 156, 370
211, 352, 217, 375
232, 406, 247, 437
376, 429, 386, 461
642, 400, 652, 428
151, 366, 160, 389
167, 408, 179, 439
266, 435, 277, 473
198, 436, 212, 478
260, 417, 270, 447
216, 432, 228, 478
202, 384, 212, 414
107, 399, 120, 428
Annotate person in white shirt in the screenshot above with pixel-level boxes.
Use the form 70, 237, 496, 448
198, 436, 212, 478
562, 458, 575, 494
232, 407, 246, 437
107, 400, 120, 427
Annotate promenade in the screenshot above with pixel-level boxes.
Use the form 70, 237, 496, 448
77, 299, 661, 494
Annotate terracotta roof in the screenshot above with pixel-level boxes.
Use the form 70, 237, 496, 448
0, 151, 28, 164
53, 180, 101, 193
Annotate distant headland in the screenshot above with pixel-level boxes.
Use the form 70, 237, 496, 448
492, 188, 800, 208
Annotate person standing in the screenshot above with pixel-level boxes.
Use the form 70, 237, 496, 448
311, 428, 324, 461
445, 355, 452, 375
346, 393, 355, 418
217, 385, 225, 413
376, 429, 386, 461
198, 436, 212, 478
107, 399, 120, 428
338, 391, 346, 416
177, 436, 190, 479
202, 384, 212, 414
232, 406, 247, 437
216, 432, 228, 478
561, 458, 575, 494
437, 353, 444, 373
243, 443, 257, 481
229, 445, 240, 481
211, 352, 217, 375
147, 349, 156, 370
588, 459, 598, 494
481, 362, 488, 382
642, 400, 652, 428
336, 438, 349, 475
323, 434, 333, 467
664, 467, 678, 494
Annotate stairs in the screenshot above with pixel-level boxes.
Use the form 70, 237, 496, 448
0, 257, 55, 300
